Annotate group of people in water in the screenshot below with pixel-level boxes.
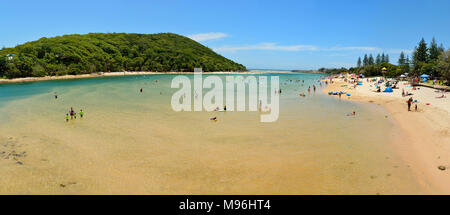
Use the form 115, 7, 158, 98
53, 92, 85, 122
66, 107, 84, 122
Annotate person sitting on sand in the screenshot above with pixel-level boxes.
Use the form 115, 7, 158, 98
436, 94, 446, 99
210, 117, 217, 121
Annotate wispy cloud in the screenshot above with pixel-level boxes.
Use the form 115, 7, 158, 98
213, 43, 411, 55
213, 43, 318, 52
386, 48, 414, 54
188, 32, 228, 42
326, 46, 381, 52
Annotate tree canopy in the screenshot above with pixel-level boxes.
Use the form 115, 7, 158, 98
0, 33, 246, 78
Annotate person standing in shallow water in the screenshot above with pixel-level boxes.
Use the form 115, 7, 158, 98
80, 109, 84, 118
70, 107, 75, 119
140, 88, 143, 93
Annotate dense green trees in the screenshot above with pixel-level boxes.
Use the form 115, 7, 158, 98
0, 33, 246, 79
325, 38, 448, 84
411, 37, 447, 80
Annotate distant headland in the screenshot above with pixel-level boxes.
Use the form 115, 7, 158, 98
0, 33, 246, 79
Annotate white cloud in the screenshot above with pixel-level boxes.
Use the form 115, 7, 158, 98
213, 43, 412, 55
213, 43, 318, 52
326, 46, 381, 52
188, 32, 228, 42
386, 49, 414, 54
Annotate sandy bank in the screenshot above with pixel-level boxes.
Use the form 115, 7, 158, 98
323, 77, 450, 194
0, 71, 267, 84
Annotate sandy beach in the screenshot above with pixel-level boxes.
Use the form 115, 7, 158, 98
323, 77, 450, 194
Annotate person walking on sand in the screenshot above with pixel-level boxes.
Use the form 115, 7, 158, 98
415, 102, 418, 111
407, 97, 413, 111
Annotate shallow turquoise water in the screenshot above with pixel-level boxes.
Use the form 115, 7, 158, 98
0, 72, 422, 194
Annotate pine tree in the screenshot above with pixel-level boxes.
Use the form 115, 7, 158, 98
439, 43, 445, 53
429, 37, 440, 61
414, 38, 429, 63
363, 54, 368, 66
398, 52, 405, 65
357, 57, 362, 68
368, 54, 374, 65
376, 54, 381, 65
386, 54, 390, 63
381, 53, 386, 63
406, 55, 410, 65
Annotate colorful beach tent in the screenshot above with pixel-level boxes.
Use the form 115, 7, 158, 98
384, 87, 393, 93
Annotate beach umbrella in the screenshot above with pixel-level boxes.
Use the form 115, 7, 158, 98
400, 74, 406, 78
420, 74, 430, 78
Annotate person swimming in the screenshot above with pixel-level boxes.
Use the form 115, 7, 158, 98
346, 111, 356, 116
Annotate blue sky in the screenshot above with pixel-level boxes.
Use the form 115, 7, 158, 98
1, 0, 449, 70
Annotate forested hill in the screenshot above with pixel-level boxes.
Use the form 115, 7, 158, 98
0, 33, 246, 78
